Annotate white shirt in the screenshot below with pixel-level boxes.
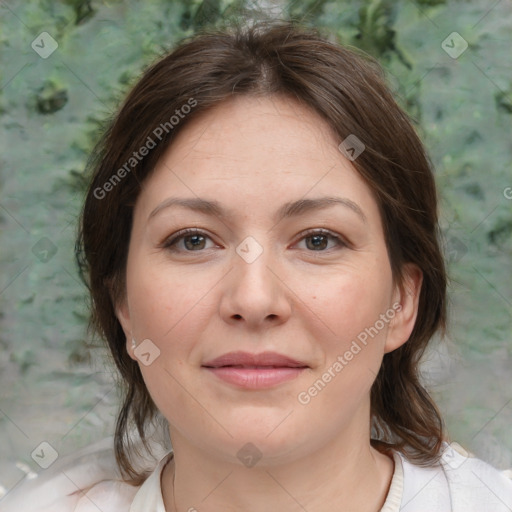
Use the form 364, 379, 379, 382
2, 440, 511, 511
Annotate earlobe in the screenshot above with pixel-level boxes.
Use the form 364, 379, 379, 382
384, 263, 423, 354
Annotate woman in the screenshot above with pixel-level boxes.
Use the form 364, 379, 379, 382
3, 19, 511, 512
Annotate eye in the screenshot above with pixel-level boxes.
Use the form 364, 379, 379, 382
294, 229, 347, 252
161, 229, 216, 252
160, 228, 347, 254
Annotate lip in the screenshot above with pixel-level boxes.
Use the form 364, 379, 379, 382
202, 351, 309, 390
202, 351, 308, 368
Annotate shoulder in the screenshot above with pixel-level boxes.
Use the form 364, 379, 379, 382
441, 442, 512, 510
398, 441, 512, 512
0, 478, 139, 512
73, 480, 139, 512
0, 438, 165, 512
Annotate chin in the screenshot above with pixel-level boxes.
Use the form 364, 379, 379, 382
217, 421, 307, 460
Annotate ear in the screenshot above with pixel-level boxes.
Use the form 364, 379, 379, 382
384, 263, 423, 354
114, 296, 137, 361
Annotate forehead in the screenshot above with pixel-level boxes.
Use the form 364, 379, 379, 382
135, 94, 381, 227
158, 94, 341, 173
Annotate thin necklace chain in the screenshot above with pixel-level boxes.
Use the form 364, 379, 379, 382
170, 455, 178, 512
173, 470, 177, 512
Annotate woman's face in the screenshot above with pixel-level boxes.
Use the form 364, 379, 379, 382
116, 94, 421, 464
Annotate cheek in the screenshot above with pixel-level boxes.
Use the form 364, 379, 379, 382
303, 261, 393, 406
312, 262, 393, 345
298, 272, 391, 405
126, 257, 210, 340
126, 260, 212, 406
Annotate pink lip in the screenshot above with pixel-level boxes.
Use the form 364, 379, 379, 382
202, 351, 308, 368
202, 351, 309, 389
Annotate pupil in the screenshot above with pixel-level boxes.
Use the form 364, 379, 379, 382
186, 235, 204, 250
308, 235, 327, 250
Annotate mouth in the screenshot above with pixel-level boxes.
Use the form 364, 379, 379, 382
202, 350, 309, 369
201, 352, 309, 389
203, 364, 308, 369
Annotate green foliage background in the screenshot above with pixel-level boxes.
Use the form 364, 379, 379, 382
0, 0, 511, 492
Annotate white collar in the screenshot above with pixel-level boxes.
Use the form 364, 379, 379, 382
129, 452, 173, 512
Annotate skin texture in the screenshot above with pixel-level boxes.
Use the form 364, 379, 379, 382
115, 94, 423, 512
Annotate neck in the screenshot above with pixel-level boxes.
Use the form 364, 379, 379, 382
161, 428, 394, 512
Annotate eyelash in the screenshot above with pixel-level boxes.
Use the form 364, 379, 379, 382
160, 228, 347, 254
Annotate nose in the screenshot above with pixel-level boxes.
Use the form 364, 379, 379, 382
219, 236, 292, 330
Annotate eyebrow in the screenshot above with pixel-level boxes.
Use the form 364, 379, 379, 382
148, 196, 367, 224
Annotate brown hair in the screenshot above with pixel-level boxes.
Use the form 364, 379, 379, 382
76, 18, 447, 483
